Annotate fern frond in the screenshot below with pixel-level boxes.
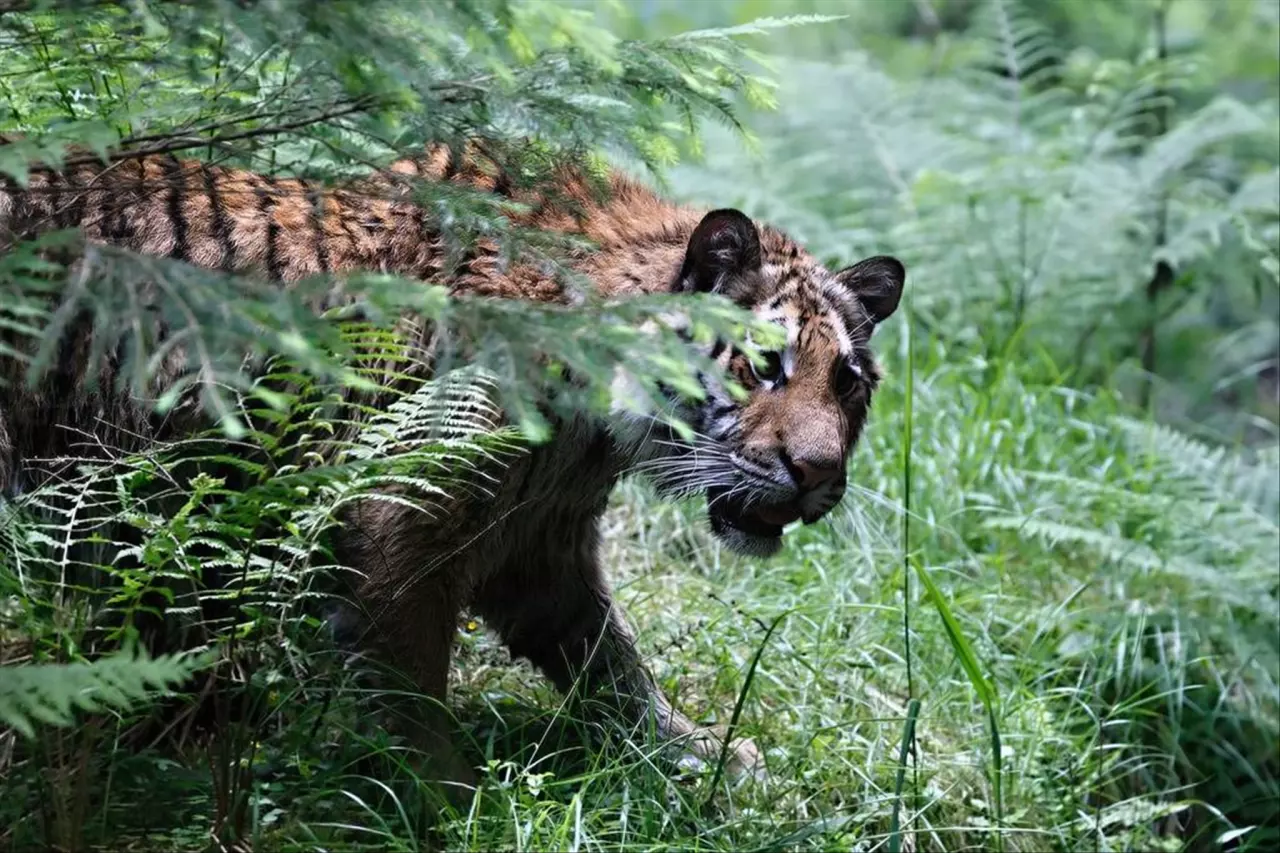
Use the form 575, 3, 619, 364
667, 15, 846, 42
1113, 416, 1280, 522
1140, 97, 1270, 188
0, 649, 211, 738
984, 411, 1279, 625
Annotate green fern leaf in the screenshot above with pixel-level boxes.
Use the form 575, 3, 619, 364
0, 649, 212, 739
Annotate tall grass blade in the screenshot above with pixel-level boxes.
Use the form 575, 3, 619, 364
705, 609, 788, 801
913, 560, 1003, 850
889, 697, 922, 853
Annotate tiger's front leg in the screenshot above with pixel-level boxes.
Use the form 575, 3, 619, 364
473, 515, 766, 782
337, 498, 480, 800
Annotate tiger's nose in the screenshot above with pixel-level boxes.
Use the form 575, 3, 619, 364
791, 457, 843, 489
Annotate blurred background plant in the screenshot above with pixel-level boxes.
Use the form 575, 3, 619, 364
1, 0, 1276, 851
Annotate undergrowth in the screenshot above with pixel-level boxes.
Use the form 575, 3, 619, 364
1, 0, 1277, 851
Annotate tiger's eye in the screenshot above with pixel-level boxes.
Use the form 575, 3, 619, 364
834, 361, 859, 397
752, 351, 784, 383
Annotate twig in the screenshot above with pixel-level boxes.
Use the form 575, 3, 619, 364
18, 97, 381, 173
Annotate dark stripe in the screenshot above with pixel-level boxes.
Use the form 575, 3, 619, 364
255, 177, 283, 281
709, 340, 727, 360
454, 244, 482, 277
708, 401, 735, 421
340, 216, 363, 257
163, 154, 189, 260
334, 191, 364, 260
442, 146, 460, 180
358, 188, 384, 233
108, 198, 129, 244
61, 167, 87, 230
45, 168, 66, 227
491, 168, 512, 197
201, 163, 234, 272
834, 301, 864, 341
305, 181, 330, 274
0, 174, 18, 242
108, 161, 136, 245
414, 206, 438, 277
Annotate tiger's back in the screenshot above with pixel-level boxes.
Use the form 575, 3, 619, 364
0, 141, 692, 298
0, 141, 678, 493
4, 144, 539, 291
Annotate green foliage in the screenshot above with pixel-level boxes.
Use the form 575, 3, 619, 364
662, 0, 1279, 431
0, 0, 1277, 851
0, 649, 211, 738
987, 416, 1280, 621
648, 1, 1278, 848
0, 2, 829, 848
0, 0, 802, 440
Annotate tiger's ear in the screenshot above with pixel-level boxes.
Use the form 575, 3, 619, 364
675, 208, 762, 298
835, 255, 905, 324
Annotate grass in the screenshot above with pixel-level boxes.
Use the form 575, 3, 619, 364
2, 336, 1276, 852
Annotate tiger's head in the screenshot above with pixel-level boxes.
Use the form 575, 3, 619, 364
618, 208, 905, 557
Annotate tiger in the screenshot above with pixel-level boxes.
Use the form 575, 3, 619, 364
0, 139, 905, 786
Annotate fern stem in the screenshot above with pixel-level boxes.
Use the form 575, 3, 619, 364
1139, 0, 1176, 410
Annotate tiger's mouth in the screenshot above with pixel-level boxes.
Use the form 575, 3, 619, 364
706, 486, 804, 557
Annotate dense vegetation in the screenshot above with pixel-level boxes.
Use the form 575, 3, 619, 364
1, 0, 1276, 851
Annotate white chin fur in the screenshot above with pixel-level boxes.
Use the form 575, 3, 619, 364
716, 527, 783, 558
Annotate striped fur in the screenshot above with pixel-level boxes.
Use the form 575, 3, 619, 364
0, 140, 904, 785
